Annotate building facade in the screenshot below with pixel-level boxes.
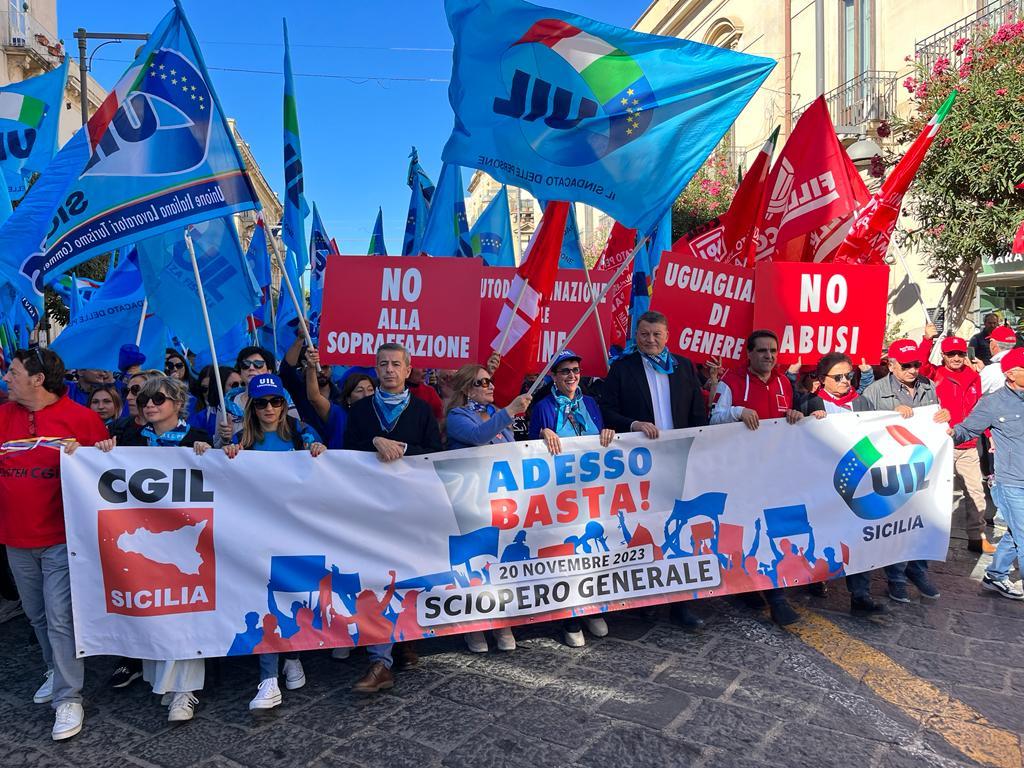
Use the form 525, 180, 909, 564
635, 0, 1015, 339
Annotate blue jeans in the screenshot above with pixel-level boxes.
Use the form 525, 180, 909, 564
368, 643, 393, 669
883, 560, 928, 585
258, 652, 299, 681
6, 544, 83, 707
988, 484, 1024, 580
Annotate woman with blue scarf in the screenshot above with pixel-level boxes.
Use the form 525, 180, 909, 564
445, 363, 532, 652
94, 375, 210, 723
528, 350, 615, 648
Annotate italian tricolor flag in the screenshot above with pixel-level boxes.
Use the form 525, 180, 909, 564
0, 92, 46, 128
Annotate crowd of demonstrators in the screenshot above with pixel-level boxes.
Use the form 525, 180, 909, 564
3, 310, 1024, 743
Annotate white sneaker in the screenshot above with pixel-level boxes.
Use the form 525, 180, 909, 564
51, 702, 83, 741
331, 647, 350, 660
493, 627, 516, 651
167, 692, 198, 722
282, 658, 306, 690
33, 669, 54, 704
584, 616, 609, 638
465, 631, 488, 653
563, 623, 585, 648
248, 678, 282, 710
0, 597, 23, 624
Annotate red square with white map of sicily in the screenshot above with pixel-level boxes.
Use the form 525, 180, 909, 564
97, 507, 216, 616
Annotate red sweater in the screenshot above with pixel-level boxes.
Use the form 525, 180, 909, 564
919, 338, 982, 449
0, 396, 108, 548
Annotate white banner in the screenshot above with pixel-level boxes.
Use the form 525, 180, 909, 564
62, 408, 952, 660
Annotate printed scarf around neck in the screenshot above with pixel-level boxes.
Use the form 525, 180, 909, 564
373, 389, 411, 433
554, 390, 598, 437
641, 349, 676, 376
140, 420, 190, 446
466, 399, 495, 416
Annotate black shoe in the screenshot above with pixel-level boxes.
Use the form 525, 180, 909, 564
768, 599, 799, 626
109, 658, 142, 689
739, 591, 767, 610
850, 595, 886, 616
669, 604, 704, 631
808, 581, 828, 598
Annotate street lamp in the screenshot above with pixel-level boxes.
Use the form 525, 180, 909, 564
73, 28, 149, 126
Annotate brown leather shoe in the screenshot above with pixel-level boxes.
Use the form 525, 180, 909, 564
352, 662, 394, 694
394, 642, 419, 669
968, 538, 997, 554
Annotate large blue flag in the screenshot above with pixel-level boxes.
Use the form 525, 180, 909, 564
245, 215, 271, 333
134, 217, 260, 356
281, 18, 309, 297
50, 251, 167, 371
419, 162, 472, 257
0, 2, 259, 321
367, 207, 387, 255
401, 146, 435, 255
468, 185, 515, 266
442, 0, 774, 235
309, 203, 335, 339
628, 208, 671, 343
0, 59, 67, 201
192, 319, 251, 372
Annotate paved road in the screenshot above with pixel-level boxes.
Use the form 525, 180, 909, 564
1, 512, 1021, 768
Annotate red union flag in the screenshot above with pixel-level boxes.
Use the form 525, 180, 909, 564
756, 97, 869, 263
596, 221, 637, 348
825, 91, 957, 265
492, 201, 568, 403
673, 127, 779, 267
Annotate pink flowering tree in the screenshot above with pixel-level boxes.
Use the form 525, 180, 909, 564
671, 151, 738, 240
894, 18, 1024, 285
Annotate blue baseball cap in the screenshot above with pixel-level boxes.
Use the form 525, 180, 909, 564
247, 373, 286, 400
549, 349, 582, 370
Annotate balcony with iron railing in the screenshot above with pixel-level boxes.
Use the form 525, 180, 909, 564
792, 70, 897, 135
915, 0, 1022, 73
0, 10, 64, 68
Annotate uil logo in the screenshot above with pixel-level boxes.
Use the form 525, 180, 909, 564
833, 425, 934, 520
492, 19, 655, 167
84, 48, 212, 177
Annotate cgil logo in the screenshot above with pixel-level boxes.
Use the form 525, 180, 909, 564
98, 467, 213, 505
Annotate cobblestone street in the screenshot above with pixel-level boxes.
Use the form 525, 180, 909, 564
1, 514, 1021, 768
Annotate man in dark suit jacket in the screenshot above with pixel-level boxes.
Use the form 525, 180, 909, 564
600, 310, 708, 630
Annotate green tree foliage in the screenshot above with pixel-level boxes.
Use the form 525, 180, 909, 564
671, 151, 738, 241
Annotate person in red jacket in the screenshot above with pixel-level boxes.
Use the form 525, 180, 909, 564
920, 329, 994, 553
0, 348, 108, 742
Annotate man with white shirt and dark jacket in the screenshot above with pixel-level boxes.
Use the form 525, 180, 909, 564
600, 310, 708, 630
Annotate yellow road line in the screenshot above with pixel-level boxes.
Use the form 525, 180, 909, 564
787, 608, 1023, 768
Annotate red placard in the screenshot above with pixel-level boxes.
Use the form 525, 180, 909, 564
319, 256, 482, 367
752, 262, 889, 366
650, 251, 755, 366
479, 267, 614, 376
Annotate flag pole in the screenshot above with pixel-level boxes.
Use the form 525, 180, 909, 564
581, 262, 610, 372
134, 298, 148, 346
183, 228, 228, 426
494, 278, 530, 356
265, 227, 320, 370
526, 235, 649, 397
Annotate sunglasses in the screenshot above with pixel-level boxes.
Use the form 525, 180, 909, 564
165, 361, 186, 372
240, 359, 267, 370
944, 351, 966, 358
252, 396, 286, 410
555, 367, 581, 377
126, 384, 144, 396
826, 372, 856, 383
897, 361, 922, 370
137, 392, 170, 408
472, 377, 494, 388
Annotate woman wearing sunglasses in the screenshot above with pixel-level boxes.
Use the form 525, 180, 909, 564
302, 347, 375, 449
444, 363, 532, 652
87, 386, 122, 431
108, 369, 164, 442
222, 373, 324, 710
527, 350, 615, 648
95, 375, 211, 722
189, 366, 242, 438
803, 353, 874, 417
216, 347, 301, 447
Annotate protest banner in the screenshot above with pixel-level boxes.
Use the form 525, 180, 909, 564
62, 408, 951, 660
651, 252, 755, 366
480, 267, 613, 375
752, 261, 889, 366
319, 256, 482, 367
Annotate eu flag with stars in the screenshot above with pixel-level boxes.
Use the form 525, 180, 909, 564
443, 0, 774, 235
468, 185, 514, 266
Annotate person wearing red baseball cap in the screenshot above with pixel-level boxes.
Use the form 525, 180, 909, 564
981, 324, 1020, 394
856, 338, 951, 603
918, 329, 994, 554
951, 346, 1024, 600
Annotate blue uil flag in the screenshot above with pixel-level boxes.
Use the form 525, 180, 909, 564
442, 0, 774, 234
0, 58, 67, 201
0, 0, 258, 318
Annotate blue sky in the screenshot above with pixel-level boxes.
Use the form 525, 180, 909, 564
57, 0, 649, 253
